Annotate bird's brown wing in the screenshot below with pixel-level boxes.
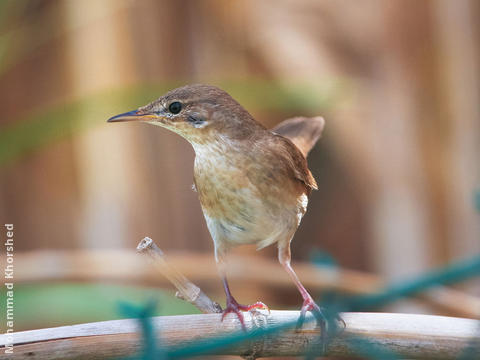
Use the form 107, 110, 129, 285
271, 116, 325, 158
268, 134, 318, 191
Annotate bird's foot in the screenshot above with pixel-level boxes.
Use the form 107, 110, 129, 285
240, 301, 270, 314
296, 296, 345, 355
296, 296, 327, 332
221, 299, 270, 331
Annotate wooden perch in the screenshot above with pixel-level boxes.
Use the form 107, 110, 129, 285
0, 312, 479, 359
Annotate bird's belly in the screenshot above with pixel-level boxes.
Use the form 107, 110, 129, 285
200, 185, 301, 249
204, 210, 289, 249
194, 153, 306, 249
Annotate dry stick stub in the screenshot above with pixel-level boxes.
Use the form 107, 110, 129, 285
136, 237, 222, 314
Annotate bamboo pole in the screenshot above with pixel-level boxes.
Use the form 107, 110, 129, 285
0, 312, 478, 359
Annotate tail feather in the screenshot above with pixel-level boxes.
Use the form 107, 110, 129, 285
271, 116, 325, 157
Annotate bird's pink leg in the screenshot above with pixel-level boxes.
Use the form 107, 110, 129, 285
281, 259, 326, 322
278, 242, 345, 354
216, 249, 269, 330
278, 243, 328, 332
221, 277, 269, 330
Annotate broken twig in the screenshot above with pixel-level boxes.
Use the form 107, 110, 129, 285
136, 237, 222, 314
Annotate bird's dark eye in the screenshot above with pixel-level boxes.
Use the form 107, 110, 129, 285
168, 101, 182, 114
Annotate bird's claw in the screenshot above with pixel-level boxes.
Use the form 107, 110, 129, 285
335, 313, 346, 334
296, 297, 327, 332
296, 297, 346, 355
242, 301, 270, 314
221, 300, 270, 331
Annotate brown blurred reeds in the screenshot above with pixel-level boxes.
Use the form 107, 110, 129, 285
0, 0, 479, 328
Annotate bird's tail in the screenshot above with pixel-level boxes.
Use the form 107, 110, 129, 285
271, 116, 325, 157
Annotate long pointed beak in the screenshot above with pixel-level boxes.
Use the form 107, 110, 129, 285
107, 110, 157, 123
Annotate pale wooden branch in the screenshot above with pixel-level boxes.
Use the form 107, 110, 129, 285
0, 312, 478, 359
8, 250, 480, 318
136, 237, 222, 314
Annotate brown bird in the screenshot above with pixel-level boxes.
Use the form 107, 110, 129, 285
108, 84, 328, 331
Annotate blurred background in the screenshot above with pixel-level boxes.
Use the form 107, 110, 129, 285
0, 0, 479, 343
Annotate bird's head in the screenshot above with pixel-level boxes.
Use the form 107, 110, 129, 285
108, 84, 263, 145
